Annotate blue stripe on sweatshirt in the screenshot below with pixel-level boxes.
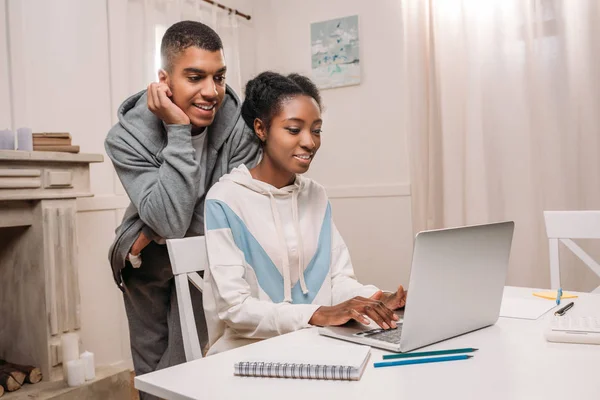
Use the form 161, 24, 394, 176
205, 199, 331, 304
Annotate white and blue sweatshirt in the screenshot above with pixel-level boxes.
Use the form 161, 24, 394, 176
203, 165, 379, 355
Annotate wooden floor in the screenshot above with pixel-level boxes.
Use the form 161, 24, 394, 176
130, 371, 139, 400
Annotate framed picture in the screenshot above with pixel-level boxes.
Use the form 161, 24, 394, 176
311, 15, 360, 90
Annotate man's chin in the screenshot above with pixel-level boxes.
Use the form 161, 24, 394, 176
190, 117, 214, 129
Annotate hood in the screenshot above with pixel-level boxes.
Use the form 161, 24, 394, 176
223, 165, 310, 302
116, 84, 244, 153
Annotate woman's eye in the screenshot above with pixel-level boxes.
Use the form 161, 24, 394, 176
313, 129, 322, 135
286, 128, 301, 134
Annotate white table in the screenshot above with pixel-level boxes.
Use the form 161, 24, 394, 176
135, 287, 600, 400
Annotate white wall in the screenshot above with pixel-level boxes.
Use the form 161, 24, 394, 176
0, 0, 12, 130
252, 0, 414, 289
1, 0, 268, 370
3, 0, 132, 369
1, 0, 413, 369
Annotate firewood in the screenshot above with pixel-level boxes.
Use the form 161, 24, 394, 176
0, 371, 21, 392
0, 366, 25, 386
0, 360, 42, 384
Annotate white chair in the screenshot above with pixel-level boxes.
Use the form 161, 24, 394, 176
166, 236, 208, 361
543, 211, 600, 293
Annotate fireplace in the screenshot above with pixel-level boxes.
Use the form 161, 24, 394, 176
0, 150, 102, 382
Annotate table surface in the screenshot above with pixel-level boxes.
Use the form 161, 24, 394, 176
135, 286, 600, 400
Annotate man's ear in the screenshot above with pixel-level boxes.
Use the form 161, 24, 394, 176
158, 69, 169, 84
254, 119, 267, 143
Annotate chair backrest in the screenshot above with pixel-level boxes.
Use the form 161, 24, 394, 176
166, 236, 209, 361
543, 211, 600, 292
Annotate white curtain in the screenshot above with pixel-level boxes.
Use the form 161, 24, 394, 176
402, 0, 600, 289
125, 0, 245, 96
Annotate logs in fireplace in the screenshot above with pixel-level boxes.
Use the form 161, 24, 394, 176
0, 359, 42, 395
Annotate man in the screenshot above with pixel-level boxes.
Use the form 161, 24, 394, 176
105, 20, 260, 396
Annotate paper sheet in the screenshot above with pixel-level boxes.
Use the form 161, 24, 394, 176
532, 290, 578, 300
499, 297, 557, 320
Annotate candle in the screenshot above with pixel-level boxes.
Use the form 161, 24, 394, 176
61, 333, 79, 380
66, 359, 85, 387
16, 127, 33, 151
80, 351, 95, 380
0, 129, 14, 150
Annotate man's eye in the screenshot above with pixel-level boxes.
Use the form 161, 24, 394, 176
188, 76, 202, 82
215, 75, 226, 83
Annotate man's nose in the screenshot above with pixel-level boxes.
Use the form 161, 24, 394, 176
201, 79, 218, 100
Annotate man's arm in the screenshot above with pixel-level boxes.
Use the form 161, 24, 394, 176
105, 123, 199, 239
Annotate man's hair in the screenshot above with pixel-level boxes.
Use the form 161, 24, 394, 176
241, 71, 322, 132
161, 21, 223, 72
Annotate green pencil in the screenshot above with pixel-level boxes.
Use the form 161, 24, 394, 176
382, 348, 478, 360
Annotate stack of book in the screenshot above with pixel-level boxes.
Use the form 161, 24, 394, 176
32, 133, 80, 153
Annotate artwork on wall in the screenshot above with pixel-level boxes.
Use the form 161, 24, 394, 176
311, 15, 360, 90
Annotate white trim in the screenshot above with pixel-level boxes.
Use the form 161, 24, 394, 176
326, 183, 411, 199
75, 184, 412, 212
76, 194, 130, 212
108, 358, 134, 372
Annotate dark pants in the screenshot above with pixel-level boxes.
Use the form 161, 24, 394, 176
122, 241, 208, 400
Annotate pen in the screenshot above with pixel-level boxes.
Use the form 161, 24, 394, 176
554, 301, 574, 316
374, 355, 472, 368
382, 348, 478, 360
556, 287, 563, 305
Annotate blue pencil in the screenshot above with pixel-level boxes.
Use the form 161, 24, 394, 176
374, 354, 473, 368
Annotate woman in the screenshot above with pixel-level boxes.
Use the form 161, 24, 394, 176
203, 72, 406, 355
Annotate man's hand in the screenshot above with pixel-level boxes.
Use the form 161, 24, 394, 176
379, 285, 407, 311
130, 231, 151, 256
147, 82, 190, 126
309, 291, 399, 330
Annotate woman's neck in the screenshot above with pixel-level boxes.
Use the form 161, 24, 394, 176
250, 158, 295, 189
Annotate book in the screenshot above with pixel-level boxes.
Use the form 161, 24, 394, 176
33, 138, 72, 146
32, 132, 71, 139
33, 145, 80, 153
234, 343, 370, 381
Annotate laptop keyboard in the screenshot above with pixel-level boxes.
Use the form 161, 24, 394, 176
360, 326, 404, 344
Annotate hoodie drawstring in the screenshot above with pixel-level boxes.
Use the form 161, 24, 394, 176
292, 191, 309, 295
268, 192, 293, 302
267, 189, 309, 302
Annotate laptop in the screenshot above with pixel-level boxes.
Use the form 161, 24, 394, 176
319, 221, 515, 353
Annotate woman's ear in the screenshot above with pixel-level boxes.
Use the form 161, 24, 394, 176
254, 119, 267, 143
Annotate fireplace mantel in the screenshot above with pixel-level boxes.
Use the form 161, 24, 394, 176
0, 150, 103, 382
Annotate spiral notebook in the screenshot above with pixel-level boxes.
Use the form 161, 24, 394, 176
234, 343, 371, 381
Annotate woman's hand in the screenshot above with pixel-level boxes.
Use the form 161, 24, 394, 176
379, 285, 407, 310
309, 291, 399, 330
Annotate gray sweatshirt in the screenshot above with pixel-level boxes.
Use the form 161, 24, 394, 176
105, 86, 261, 288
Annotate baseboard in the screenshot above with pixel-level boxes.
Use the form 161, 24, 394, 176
108, 358, 134, 371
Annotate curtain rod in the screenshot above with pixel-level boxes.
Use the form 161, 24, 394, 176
202, 0, 251, 20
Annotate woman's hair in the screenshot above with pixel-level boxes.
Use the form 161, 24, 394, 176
241, 71, 322, 132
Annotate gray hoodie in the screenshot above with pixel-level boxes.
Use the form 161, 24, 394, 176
105, 86, 261, 289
